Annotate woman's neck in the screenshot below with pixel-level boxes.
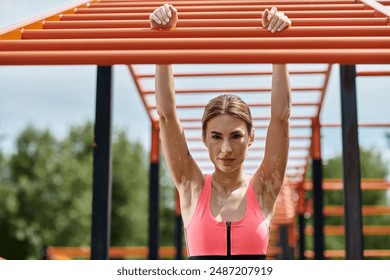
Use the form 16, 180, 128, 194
212, 168, 247, 194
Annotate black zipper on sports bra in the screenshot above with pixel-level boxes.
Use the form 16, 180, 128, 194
226, 221, 231, 257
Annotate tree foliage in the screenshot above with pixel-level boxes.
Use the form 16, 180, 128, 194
0, 121, 176, 259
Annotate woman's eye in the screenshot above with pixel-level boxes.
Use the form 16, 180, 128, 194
211, 135, 221, 139
232, 134, 242, 139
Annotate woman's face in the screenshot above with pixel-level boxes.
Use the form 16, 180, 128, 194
203, 114, 254, 173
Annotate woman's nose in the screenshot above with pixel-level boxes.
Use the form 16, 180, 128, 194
221, 139, 232, 154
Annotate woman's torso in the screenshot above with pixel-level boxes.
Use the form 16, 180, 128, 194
184, 175, 270, 259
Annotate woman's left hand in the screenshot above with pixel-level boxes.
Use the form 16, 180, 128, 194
262, 7, 292, 33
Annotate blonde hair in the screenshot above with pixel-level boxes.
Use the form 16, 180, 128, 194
201, 94, 253, 139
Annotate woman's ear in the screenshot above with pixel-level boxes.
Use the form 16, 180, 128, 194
248, 128, 255, 147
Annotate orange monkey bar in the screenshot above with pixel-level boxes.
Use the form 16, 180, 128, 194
42, 18, 389, 28
75, 4, 368, 13
305, 250, 390, 259
305, 225, 390, 235
303, 179, 390, 190
59, 10, 376, 21
17, 27, 390, 40
3, 37, 389, 51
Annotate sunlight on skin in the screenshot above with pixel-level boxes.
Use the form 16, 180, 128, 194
258, 157, 283, 226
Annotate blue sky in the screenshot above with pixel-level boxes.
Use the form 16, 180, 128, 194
1, 0, 390, 177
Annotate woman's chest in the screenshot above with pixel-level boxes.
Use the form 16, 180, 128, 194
210, 187, 247, 222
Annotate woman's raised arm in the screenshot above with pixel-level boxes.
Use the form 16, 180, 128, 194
151, 5, 203, 194
253, 8, 292, 223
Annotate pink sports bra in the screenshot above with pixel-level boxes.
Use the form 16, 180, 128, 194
185, 175, 269, 259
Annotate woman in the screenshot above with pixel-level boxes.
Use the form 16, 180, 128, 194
150, 4, 291, 260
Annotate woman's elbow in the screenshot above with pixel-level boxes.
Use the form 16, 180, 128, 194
272, 106, 291, 123
157, 108, 175, 123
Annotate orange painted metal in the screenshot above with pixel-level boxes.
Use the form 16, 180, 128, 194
20, 27, 390, 40
305, 225, 390, 235
315, 64, 333, 117
127, 65, 156, 126
175, 191, 181, 215
196, 155, 307, 161
356, 70, 390, 76
303, 179, 390, 190
315, 205, 390, 216
59, 10, 375, 21
0, 0, 92, 40
42, 18, 389, 29
150, 101, 318, 110
297, 181, 306, 214
2, 49, 389, 65
143, 86, 321, 95
46, 245, 287, 260
150, 123, 160, 164
321, 122, 390, 127
75, 4, 367, 14
311, 117, 322, 160
180, 115, 313, 122
46, 246, 187, 259
3, 37, 390, 51
96, 0, 358, 4
193, 145, 310, 152
136, 69, 328, 78
305, 249, 390, 258
91, 0, 359, 7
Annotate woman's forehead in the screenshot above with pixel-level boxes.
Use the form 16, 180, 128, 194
206, 115, 247, 132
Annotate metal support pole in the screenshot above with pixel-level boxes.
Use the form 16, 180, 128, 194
91, 66, 113, 260
175, 191, 183, 260
312, 118, 324, 260
148, 122, 160, 259
298, 214, 305, 259
297, 181, 306, 260
339, 65, 364, 260
279, 225, 294, 260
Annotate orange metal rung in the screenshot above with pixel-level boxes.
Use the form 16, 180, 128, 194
0, 0, 91, 40
47, 246, 188, 259
136, 70, 327, 78
305, 249, 390, 258
75, 4, 367, 14
90, 0, 359, 8
303, 179, 390, 190
59, 10, 375, 20
323, 205, 390, 216
42, 18, 389, 29
305, 225, 390, 235
150, 101, 318, 110
20, 27, 390, 40
1, 49, 390, 65
356, 70, 390, 76
143, 86, 321, 94
2, 37, 390, 51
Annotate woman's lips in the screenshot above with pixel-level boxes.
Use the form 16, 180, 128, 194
218, 158, 234, 164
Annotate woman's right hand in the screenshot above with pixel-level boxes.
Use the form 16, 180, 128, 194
149, 3, 178, 29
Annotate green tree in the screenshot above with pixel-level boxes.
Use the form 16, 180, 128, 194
110, 130, 148, 247
0, 121, 176, 259
0, 124, 93, 259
